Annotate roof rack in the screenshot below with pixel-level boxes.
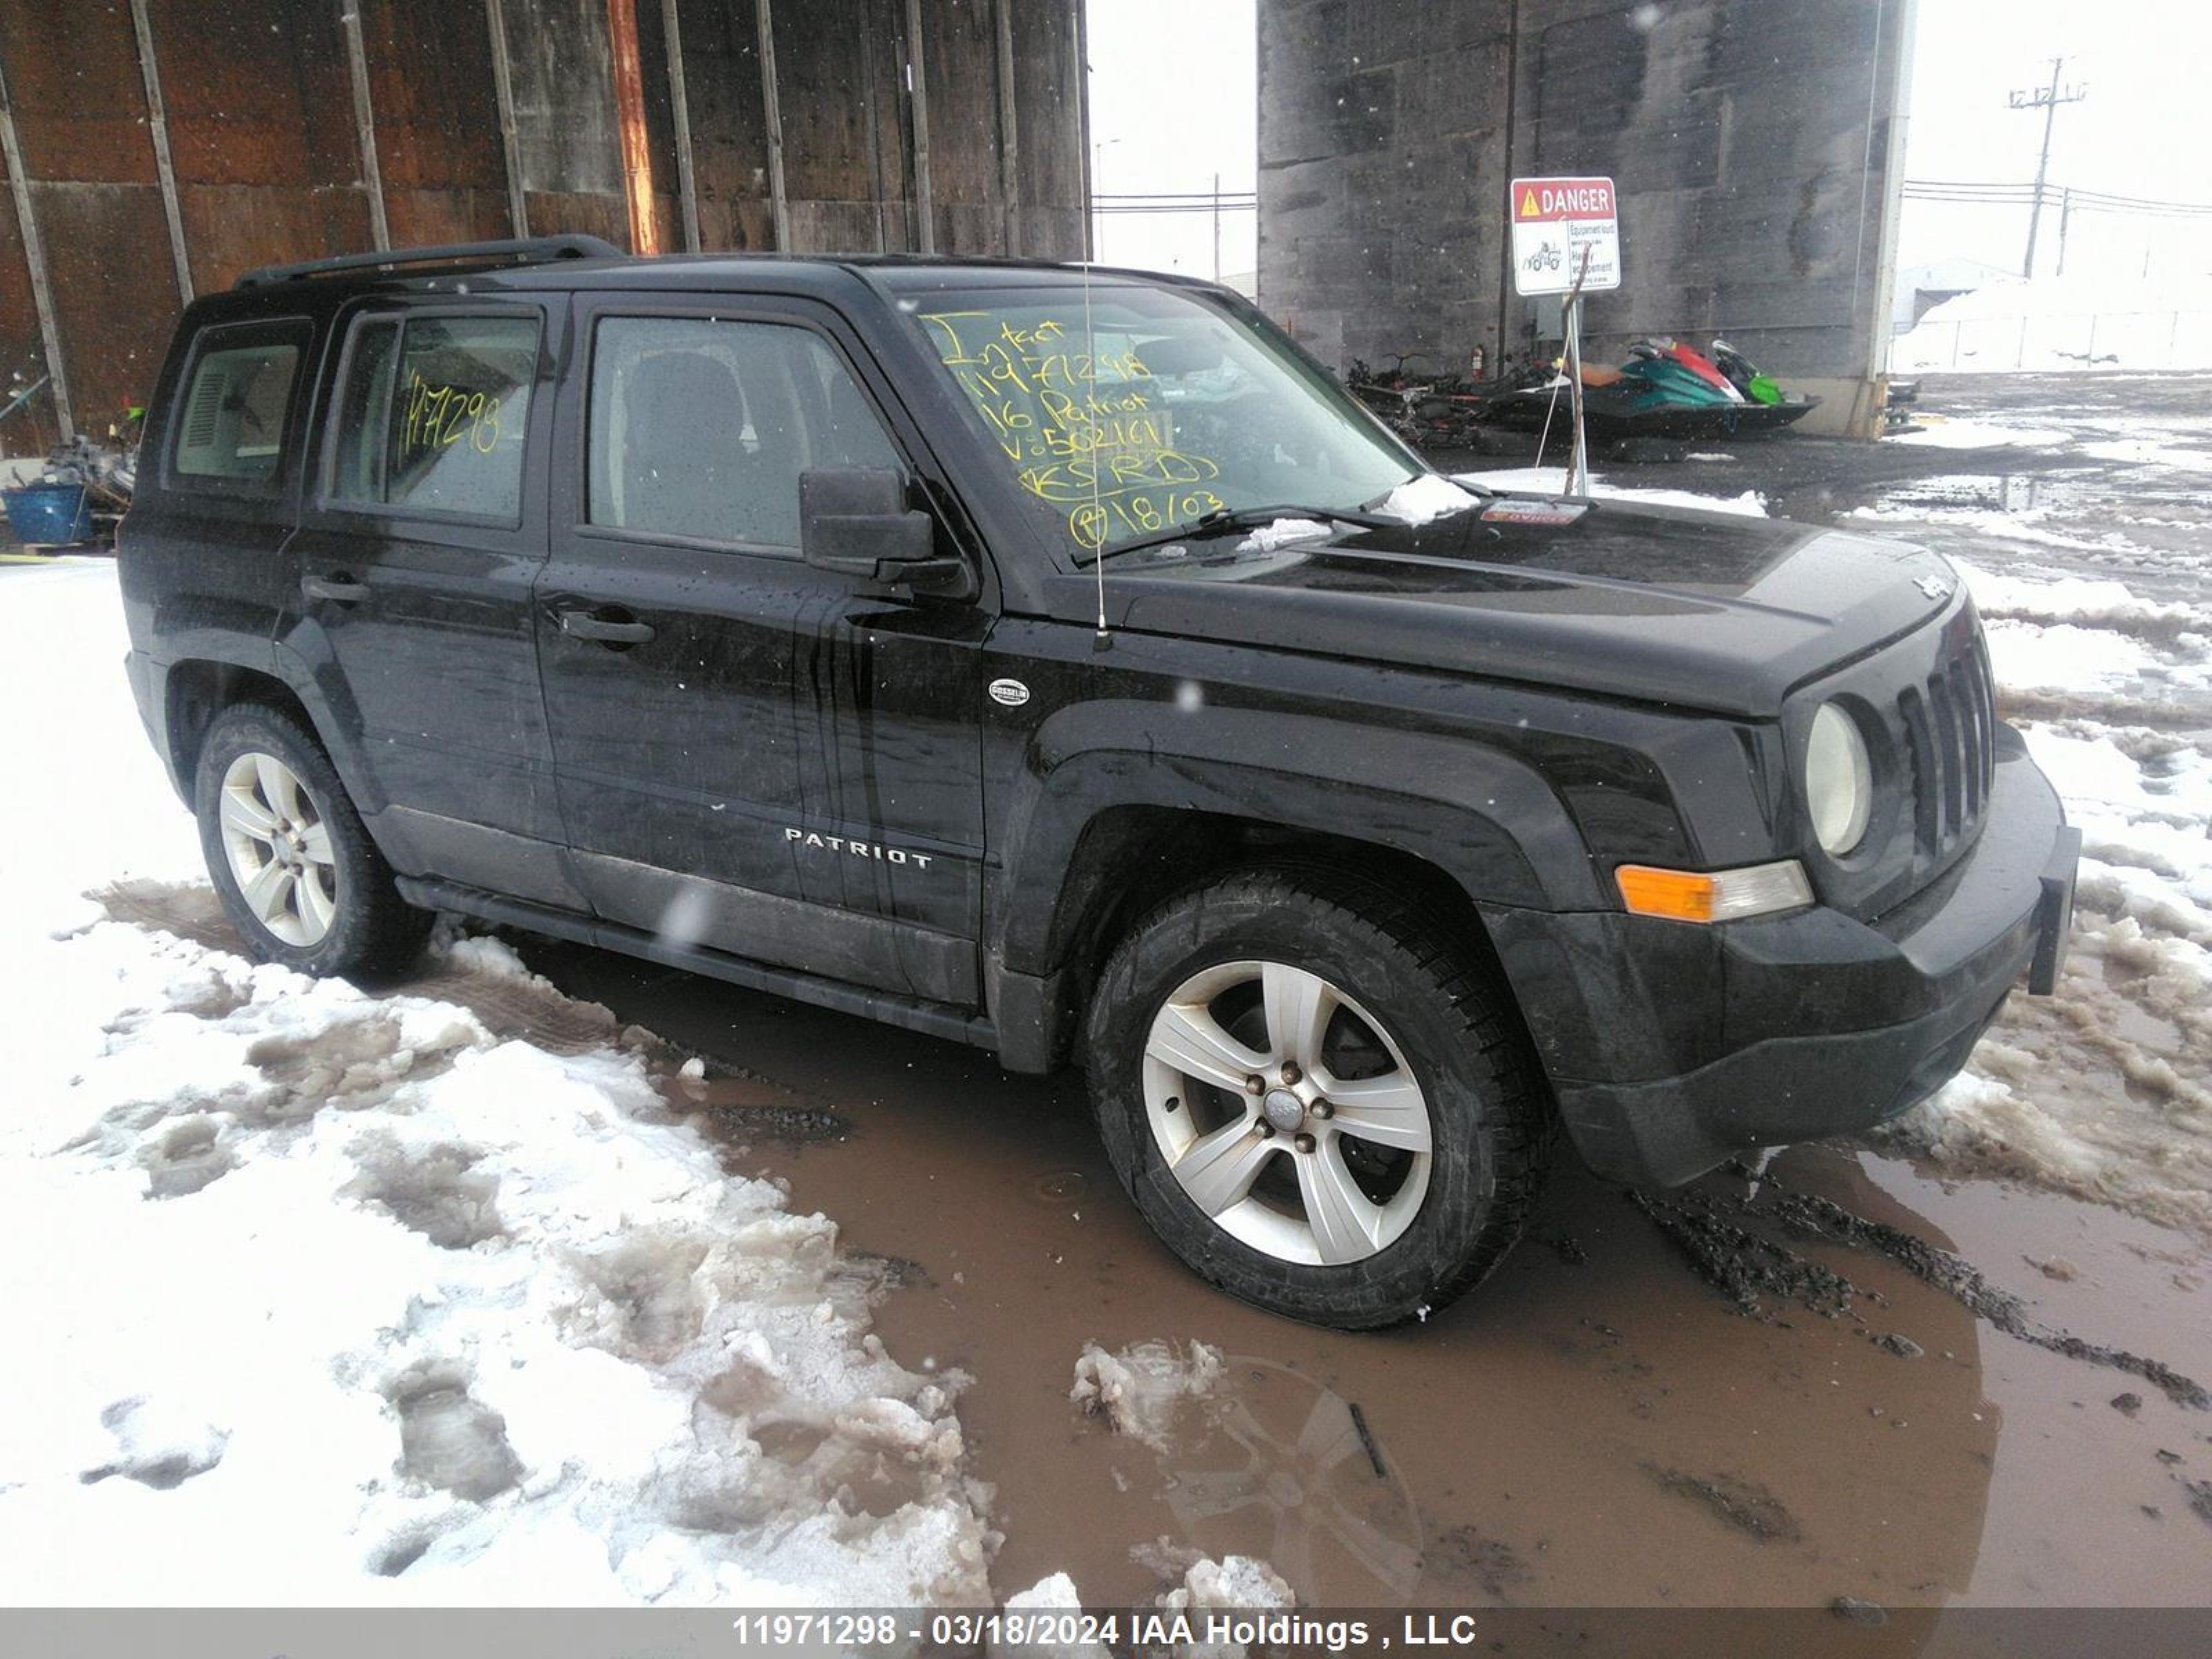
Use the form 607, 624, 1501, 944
234, 234, 624, 290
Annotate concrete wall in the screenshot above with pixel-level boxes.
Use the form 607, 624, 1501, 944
1258, 0, 1914, 435
0, 0, 1088, 452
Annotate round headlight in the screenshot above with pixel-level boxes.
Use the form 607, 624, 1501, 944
1806, 702, 1873, 856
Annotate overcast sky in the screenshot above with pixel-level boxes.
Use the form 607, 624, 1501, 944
1086, 0, 2212, 284
1086, 0, 1259, 279
1895, 0, 2212, 278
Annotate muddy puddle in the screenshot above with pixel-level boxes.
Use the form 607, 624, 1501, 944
520, 938, 2212, 1616
100, 888, 2212, 1615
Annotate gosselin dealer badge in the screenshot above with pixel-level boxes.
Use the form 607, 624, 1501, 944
1481, 500, 1588, 527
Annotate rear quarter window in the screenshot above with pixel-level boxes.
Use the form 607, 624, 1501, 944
326, 312, 541, 525
168, 320, 312, 493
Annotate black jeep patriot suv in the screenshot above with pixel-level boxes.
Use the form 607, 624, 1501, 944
120, 236, 2079, 1327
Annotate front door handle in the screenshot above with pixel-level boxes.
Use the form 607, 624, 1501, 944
556, 607, 656, 646
302, 572, 369, 604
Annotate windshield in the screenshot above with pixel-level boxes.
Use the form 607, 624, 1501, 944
906, 283, 1419, 561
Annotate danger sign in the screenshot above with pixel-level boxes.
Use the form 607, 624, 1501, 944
1510, 175, 1620, 297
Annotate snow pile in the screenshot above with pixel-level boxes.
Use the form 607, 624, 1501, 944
1892, 274, 2212, 374
1159, 1555, 1298, 1659
1454, 467, 1769, 518
993, 1573, 1111, 1659
1964, 567, 2210, 636
1886, 418, 2077, 451
0, 562, 993, 1604
1960, 559, 2212, 718
1161, 1553, 1296, 1613
1880, 559, 2212, 1239
1374, 471, 1481, 525
1069, 1340, 1224, 1452
993, 1557, 1293, 1659
1233, 518, 1333, 554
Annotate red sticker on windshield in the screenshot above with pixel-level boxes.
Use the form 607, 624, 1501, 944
1481, 501, 1587, 527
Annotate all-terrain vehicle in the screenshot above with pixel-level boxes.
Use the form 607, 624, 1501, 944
118, 236, 2079, 1327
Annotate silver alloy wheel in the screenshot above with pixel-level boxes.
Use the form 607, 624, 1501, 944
217, 751, 339, 948
1142, 959, 1434, 1266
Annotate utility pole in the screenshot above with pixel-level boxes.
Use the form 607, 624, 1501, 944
2009, 56, 2088, 278
1211, 171, 1221, 281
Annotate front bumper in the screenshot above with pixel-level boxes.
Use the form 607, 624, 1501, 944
1485, 726, 2079, 1186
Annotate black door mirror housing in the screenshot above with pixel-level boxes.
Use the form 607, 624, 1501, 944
800, 468, 970, 596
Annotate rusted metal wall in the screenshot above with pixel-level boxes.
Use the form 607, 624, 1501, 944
0, 0, 178, 440
776, 0, 901, 251
497, 0, 628, 246
0, 0, 1089, 457
152, 0, 374, 291
360, 0, 514, 247
1010, 0, 1086, 259
919, 0, 999, 254
0, 140, 59, 448
670, 0, 776, 252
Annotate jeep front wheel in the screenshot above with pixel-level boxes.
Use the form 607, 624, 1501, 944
1086, 868, 1554, 1329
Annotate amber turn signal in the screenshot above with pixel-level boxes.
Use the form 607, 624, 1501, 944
1615, 860, 1814, 924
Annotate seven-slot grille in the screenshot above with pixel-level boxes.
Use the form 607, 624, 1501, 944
1896, 627, 1998, 856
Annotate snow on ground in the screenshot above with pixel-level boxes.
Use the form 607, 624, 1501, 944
0, 561, 993, 1605
1885, 418, 2078, 451
1069, 1340, 1224, 1452
1892, 274, 2212, 375
1456, 467, 1768, 518
1880, 556, 2212, 1239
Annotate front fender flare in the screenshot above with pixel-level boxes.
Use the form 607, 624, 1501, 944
990, 700, 1602, 977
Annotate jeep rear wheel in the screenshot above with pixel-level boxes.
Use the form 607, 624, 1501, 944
194, 704, 430, 980
1087, 868, 1554, 1329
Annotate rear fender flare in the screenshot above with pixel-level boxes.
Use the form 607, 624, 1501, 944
157, 636, 387, 822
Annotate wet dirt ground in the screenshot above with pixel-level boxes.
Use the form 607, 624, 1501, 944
98, 886, 2212, 1618
488, 936, 2212, 1619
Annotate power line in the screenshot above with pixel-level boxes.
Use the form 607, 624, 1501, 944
1903, 180, 2211, 217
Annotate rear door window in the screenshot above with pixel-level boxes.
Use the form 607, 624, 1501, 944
169, 321, 310, 491
327, 313, 541, 523
586, 315, 900, 550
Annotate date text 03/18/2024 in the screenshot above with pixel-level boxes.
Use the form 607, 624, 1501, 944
725, 1610, 1487, 1651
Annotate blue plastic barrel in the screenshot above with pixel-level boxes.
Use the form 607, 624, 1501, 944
3, 482, 94, 546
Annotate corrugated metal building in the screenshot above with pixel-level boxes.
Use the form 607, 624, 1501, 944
0, 0, 1089, 449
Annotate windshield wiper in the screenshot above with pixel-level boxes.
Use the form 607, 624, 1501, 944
1080, 502, 1393, 565
1191, 502, 1397, 534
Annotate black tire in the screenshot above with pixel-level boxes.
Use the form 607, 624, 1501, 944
1086, 865, 1555, 1329
194, 702, 430, 980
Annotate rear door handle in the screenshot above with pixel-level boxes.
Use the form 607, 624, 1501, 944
302, 572, 369, 604
556, 607, 656, 646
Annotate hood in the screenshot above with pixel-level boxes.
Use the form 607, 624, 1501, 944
1051, 495, 1960, 718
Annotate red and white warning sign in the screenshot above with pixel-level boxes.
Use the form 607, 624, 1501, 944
1510, 176, 1621, 297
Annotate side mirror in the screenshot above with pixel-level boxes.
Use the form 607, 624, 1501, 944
799, 467, 970, 596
